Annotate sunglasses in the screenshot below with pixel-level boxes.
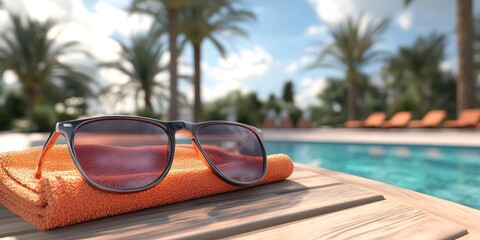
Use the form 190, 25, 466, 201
34, 116, 267, 193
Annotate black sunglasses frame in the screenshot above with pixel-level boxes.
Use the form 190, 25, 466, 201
34, 115, 267, 193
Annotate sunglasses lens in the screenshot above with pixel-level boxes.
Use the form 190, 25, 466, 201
196, 124, 265, 183
73, 119, 170, 191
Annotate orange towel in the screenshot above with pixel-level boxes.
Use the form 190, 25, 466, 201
0, 144, 293, 230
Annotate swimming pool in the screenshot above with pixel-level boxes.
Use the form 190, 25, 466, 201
264, 141, 480, 209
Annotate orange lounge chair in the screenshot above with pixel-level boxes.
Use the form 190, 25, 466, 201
296, 118, 311, 128
409, 110, 446, 128
262, 109, 277, 128
344, 112, 386, 128
444, 109, 480, 128
280, 117, 293, 128
382, 111, 412, 128
262, 117, 276, 128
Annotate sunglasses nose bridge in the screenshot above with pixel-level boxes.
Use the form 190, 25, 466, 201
175, 129, 211, 169
175, 129, 194, 139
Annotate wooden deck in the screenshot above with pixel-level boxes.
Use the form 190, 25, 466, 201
1, 163, 479, 239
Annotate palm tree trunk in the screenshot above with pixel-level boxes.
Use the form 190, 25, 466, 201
193, 43, 202, 121
347, 71, 358, 120
456, 0, 476, 115
144, 91, 153, 113
168, 7, 180, 120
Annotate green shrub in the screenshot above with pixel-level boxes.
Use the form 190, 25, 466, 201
5, 91, 26, 118
31, 105, 57, 132
56, 112, 79, 122
0, 107, 13, 130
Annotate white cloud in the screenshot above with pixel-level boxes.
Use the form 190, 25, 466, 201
201, 46, 274, 102
98, 68, 129, 85
285, 62, 299, 74
305, 24, 327, 36
307, 0, 406, 29
3, 0, 65, 22
301, 78, 314, 86
294, 77, 326, 108
307, 0, 455, 33
94, 1, 153, 37
202, 81, 249, 103
285, 55, 313, 73
307, 0, 354, 24
396, 11, 412, 30
208, 46, 273, 82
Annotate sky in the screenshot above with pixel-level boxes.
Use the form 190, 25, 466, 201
0, 0, 472, 113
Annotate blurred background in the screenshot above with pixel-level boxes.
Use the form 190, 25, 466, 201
0, 0, 477, 131
2, 0, 480, 210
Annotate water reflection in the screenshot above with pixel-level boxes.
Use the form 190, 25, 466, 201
424, 148, 443, 161
392, 147, 410, 159
264, 141, 480, 209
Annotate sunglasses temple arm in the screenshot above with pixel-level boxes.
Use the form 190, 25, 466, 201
34, 131, 62, 179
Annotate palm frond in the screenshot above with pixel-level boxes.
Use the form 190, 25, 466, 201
306, 15, 389, 74
99, 32, 168, 113
0, 13, 96, 112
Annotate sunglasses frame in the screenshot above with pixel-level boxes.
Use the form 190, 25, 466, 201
34, 115, 267, 193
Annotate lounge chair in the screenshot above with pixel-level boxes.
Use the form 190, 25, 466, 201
262, 117, 276, 128
262, 109, 277, 128
409, 110, 446, 128
280, 118, 293, 128
297, 118, 311, 128
344, 112, 386, 128
444, 109, 480, 128
279, 109, 293, 128
382, 111, 412, 128
297, 111, 312, 128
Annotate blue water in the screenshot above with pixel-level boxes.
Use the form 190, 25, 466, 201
264, 141, 480, 209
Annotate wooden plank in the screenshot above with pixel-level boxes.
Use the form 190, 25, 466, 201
0, 206, 38, 237
0, 217, 38, 237
11, 184, 383, 239
295, 164, 480, 239
0, 205, 15, 218
288, 167, 319, 180
0, 174, 340, 237
456, 234, 477, 240
228, 201, 468, 240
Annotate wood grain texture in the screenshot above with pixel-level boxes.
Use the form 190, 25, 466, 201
295, 164, 480, 239
0, 206, 38, 237
0, 206, 14, 218
1, 164, 478, 239
6, 183, 382, 239
167, 184, 383, 240
228, 201, 468, 240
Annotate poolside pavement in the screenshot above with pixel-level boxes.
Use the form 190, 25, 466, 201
262, 128, 480, 147
0, 128, 479, 153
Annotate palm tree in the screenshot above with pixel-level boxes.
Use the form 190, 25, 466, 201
130, 0, 187, 120
313, 75, 386, 126
0, 14, 94, 121
179, 0, 255, 121
100, 33, 168, 114
405, 0, 475, 115
306, 15, 389, 120
382, 33, 456, 118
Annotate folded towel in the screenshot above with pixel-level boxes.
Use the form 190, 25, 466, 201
0, 144, 293, 230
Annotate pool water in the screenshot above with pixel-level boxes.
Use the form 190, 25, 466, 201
264, 141, 480, 209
